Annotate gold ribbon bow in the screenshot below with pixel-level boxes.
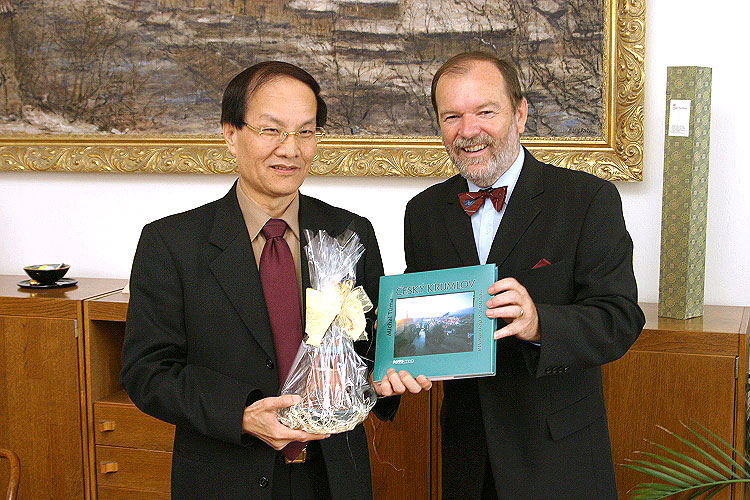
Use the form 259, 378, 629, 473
305, 281, 373, 346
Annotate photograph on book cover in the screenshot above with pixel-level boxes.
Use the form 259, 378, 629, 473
394, 291, 476, 357
375, 264, 497, 380
0, 0, 643, 179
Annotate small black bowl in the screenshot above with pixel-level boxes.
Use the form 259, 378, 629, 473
23, 264, 70, 285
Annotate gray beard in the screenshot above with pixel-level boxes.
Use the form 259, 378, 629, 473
447, 130, 520, 188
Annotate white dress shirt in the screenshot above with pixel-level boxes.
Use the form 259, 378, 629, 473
466, 147, 525, 264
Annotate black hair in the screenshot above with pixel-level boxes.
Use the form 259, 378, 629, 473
221, 61, 327, 128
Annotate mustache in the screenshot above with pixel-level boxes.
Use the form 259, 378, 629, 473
450, 135, 496, 151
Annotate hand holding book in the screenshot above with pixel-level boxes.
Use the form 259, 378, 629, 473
370, 368, 432, 397
370, 307, 432, 395
485, 277, 541, 342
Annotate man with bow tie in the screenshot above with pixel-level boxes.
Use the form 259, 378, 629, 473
400, 52, 645, 499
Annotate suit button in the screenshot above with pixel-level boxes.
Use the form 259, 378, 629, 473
545, 367, 552, 374
266, 359, 274, 370
258, 476, 269, 488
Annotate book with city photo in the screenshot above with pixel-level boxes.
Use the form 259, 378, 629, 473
374, 264, 497, 381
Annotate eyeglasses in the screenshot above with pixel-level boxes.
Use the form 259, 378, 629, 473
242, 123, 326, 143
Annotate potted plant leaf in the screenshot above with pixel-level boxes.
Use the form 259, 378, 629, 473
622, 421, 750, 499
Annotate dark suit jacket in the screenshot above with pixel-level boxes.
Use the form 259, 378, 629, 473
121, 184, 394, 500
404, 150, 645, 500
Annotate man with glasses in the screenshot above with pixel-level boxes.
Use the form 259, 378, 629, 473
121, 61, 425, 500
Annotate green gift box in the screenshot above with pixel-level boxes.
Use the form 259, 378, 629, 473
658, 66, 712, 319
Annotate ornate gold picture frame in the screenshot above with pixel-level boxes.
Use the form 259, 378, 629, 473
0, 0, 643, 180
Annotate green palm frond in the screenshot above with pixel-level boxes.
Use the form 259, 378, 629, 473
621, 421, 750, 499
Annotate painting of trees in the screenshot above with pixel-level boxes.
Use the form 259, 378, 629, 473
2, 0, 604, 136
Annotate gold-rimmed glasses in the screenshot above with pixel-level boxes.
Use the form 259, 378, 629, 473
242, 123, 326, 143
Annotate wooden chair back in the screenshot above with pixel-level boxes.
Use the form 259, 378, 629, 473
0, 449, 19, 500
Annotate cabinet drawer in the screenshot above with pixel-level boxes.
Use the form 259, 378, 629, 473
94, 400, 175, 451
96, 445, 172, 493
97, 486, 170, 500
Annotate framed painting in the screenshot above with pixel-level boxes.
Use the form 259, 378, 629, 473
0, 0, 644, 180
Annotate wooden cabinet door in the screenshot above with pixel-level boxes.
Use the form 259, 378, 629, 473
0, 315, 85, 500
603, 350, 737, 500
367, 390, 432, 500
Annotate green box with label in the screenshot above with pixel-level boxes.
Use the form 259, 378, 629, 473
658, 66, 712, 319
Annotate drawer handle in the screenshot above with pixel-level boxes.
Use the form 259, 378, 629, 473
100, 461, 119, 474
98, 420, 116, 432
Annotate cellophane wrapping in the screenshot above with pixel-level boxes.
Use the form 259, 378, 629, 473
276, 228, 377, 434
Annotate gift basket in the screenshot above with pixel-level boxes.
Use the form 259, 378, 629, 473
277, 228, 377, 434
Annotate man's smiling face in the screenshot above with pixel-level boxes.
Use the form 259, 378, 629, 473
435, 61, 528, 187
223, 76, 318, 210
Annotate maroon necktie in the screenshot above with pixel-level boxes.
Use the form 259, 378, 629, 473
258, 218, 306, 461
457, 186, 507, 216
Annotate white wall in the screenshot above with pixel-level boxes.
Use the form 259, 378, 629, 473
2, 0, 749, 307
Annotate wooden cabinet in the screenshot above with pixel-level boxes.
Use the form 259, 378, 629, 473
83, 290, 436, 500
93, 393, 174, 498
603, 303, 750, 500
84, 290, 174, 499
23, 277, 745, 500
4, 275, 747, 500
0, 275, 127, 500
366, 389, 435, 500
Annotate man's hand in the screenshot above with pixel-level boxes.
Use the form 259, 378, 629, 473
371, 368, 432, 397
242, 395, 329, 450
486, 277, 540, 342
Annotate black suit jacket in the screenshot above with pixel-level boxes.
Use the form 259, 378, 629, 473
404, 150, 645, 500
121, 184, 393, 500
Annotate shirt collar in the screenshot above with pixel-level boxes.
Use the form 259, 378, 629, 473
235, 183, 300, 241
466, 146, 525, 199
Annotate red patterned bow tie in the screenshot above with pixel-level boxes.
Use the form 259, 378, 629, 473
457, 186, 507, 216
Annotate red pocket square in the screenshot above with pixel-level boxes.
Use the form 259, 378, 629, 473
532, 258, 551, 269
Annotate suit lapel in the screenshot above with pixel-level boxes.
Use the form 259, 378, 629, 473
206, 184, 276, 360
442, 175, 481, 266
486, 150, 544, 268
